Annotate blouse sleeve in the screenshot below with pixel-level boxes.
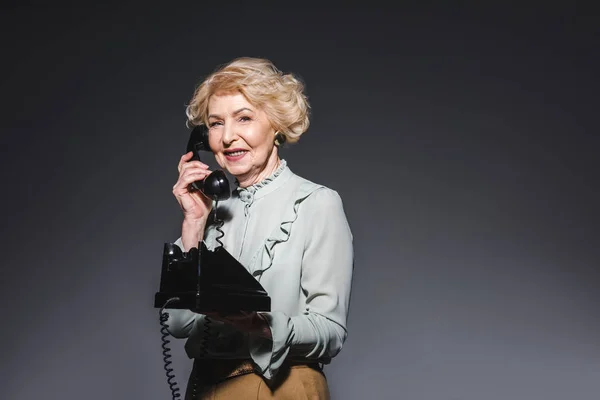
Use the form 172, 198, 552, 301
248, 188, 354, 380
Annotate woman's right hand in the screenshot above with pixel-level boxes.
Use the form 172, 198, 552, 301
172, 151, 213, 223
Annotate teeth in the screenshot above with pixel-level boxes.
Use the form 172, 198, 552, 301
227, 151, 246, 156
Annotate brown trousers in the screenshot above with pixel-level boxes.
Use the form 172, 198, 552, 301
185, 360, 330, 399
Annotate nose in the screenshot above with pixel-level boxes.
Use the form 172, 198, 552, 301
221, 121, 237, 146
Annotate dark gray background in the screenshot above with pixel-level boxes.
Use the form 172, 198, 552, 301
1, 4, 598, 400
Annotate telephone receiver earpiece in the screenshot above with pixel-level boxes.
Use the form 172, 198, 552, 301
186, 125, 231, 201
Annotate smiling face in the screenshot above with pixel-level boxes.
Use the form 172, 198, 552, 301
207, 91, 280, 188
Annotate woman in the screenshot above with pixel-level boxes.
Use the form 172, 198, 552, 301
166, 57, 354, 399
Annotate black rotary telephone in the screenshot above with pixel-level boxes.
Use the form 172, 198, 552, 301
154, 124, 271, 314
154, 125, 272, 399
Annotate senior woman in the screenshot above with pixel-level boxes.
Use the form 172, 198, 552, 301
165, 57, 354, 399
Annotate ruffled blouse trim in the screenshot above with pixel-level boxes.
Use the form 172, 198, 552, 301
248, 180, 324, 279
235, 159, 288, 195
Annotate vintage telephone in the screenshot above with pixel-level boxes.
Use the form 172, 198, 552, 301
154, 124, 272, 313
154, 125, 271, 399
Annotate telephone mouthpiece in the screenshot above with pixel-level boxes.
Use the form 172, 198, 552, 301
203, 170, 231, 201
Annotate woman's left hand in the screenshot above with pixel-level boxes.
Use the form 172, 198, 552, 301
204, 311, 273, 340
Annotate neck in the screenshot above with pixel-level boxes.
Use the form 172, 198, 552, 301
236, 150, 281, 188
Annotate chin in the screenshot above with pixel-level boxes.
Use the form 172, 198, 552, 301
225, 164, 251, 178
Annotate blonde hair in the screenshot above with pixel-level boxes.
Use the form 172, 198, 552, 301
185, 57, 310, 144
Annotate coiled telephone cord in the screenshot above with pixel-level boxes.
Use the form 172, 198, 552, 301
213, 200, 225, 248
160, 302, 213, 400
159, 298, 182, 399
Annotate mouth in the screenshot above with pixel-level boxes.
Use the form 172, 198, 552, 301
223, 149, 249, 160
224, 150, 248, 156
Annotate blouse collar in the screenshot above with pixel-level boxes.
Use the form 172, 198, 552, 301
234, 159, 291, 205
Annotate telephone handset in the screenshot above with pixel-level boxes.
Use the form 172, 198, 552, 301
186, 124, 231, 201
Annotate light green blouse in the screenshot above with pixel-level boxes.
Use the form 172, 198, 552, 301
165, 160, 354, 380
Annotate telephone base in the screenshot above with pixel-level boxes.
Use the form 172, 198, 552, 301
154, 290, 271, 314
154, 241, 271, 314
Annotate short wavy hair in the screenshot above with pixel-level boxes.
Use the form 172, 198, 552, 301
185, 57, 310, 144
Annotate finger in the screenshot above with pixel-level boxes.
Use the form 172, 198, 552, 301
178, 152, 194, 172
180, 165, 212, 178
180, 162, 210, 175
172, 172, 213, 194
179, 159, 210, 174
181, 172, 212, 185
178, 152, 209, 171
180, 169, 213, 185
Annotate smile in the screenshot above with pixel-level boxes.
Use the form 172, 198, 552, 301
225, 150, 247, 156
224, 150, 249, 161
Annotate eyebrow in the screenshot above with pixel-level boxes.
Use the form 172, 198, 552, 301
208, 107, 254, 119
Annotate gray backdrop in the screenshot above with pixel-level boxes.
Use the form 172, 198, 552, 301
1, 4, 598, 400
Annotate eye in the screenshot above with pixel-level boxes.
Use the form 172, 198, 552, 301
208, 121, 222, 127
239, 116, 252, 122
